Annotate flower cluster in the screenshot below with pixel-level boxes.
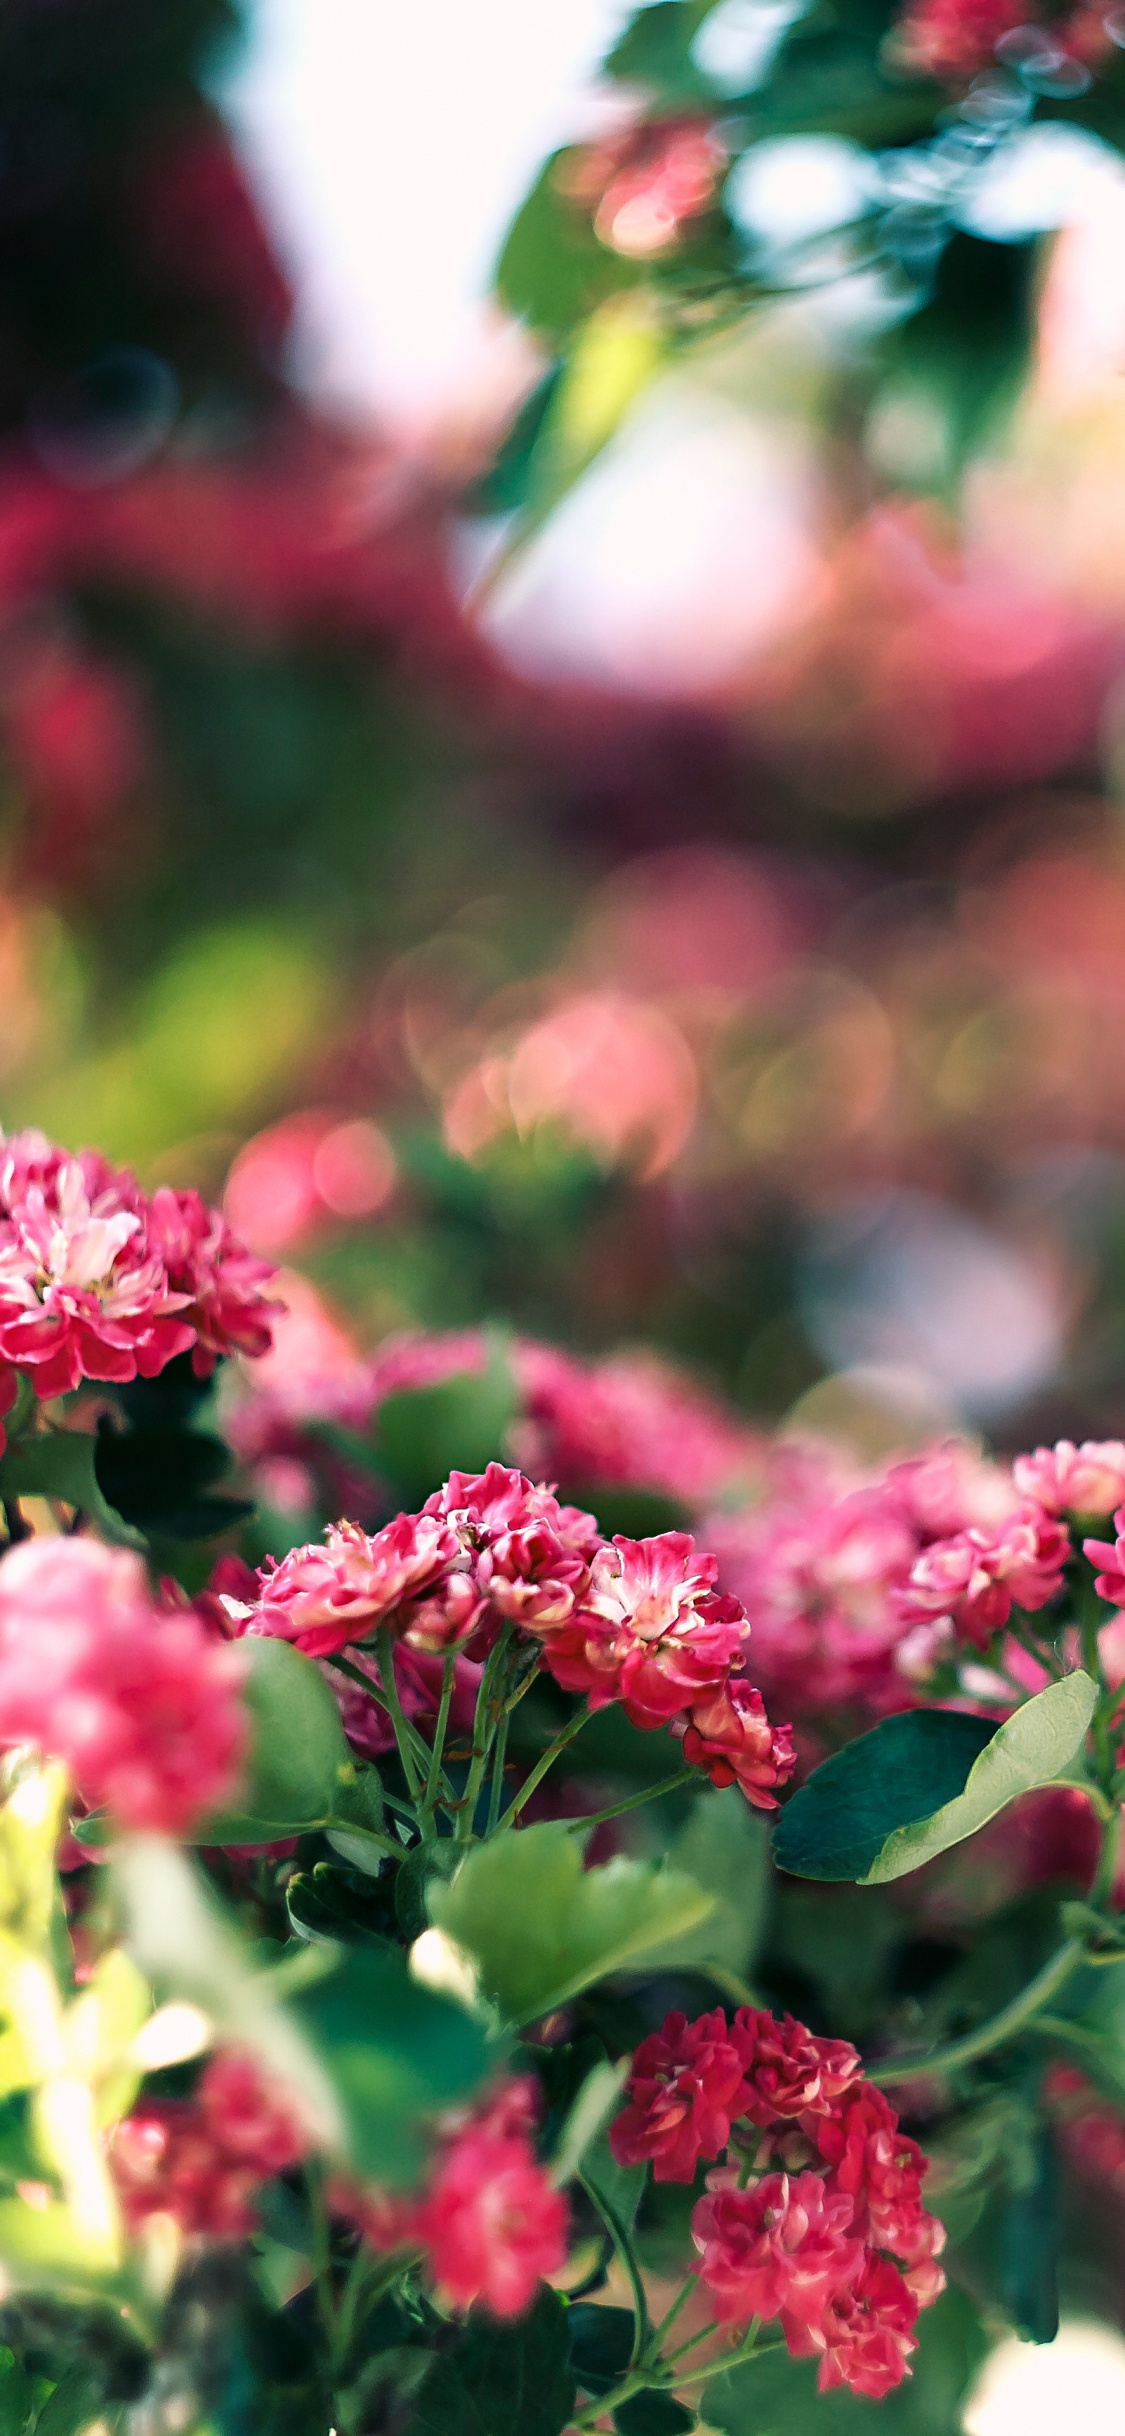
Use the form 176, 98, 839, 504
612, 2007, 944, 2400
215, 1466, 794, 1810
707, 1430, 1125, 1716
0, 1536, 247, 1833
889, 0, 1110, 83
332, 2076, 568, 2320
558, 117, 728, 260
112, 2049, 309, 2237
0, 1127, 278, 1406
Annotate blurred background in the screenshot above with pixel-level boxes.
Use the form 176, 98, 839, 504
16, 0, 1125, 2408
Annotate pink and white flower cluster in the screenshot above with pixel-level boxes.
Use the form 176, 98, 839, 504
0, 1536, 247, 1833
0, 1127, 278, 1407
212, 1463, 795, 1810
332, 2075, 568, 2319
612, 2006, 945, 2400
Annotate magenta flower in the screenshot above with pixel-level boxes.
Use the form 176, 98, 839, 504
610, 2008, 751, 2183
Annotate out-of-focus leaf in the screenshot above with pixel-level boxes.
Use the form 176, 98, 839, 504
0, 1429, 143, 1549
551, 2057, 630, 2189
773, 1678, 1095, 1883
874, 232, 1037, 488
999, 2120, 1059, 2344
0, 2348, 39, 2435
30, 2363, 106, 2436
291, 1943, 493, 2188
496, 155, 641, 340
427, 1821, 715, 2028
583, 2129, 647, 2235
470, 365, 565, 516
614, 2394, 695, 2436
567, 2303, 634, 2398
407, 2286, 576, 2436
657, 1786, 770, 1978
373, 1339, 517, 1505
605, 1, 715, 102
566, 1484, 691, 1539
193, 1638, 353, 1844
93, 1422, 252, 1543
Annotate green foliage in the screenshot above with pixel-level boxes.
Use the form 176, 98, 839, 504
407, 2286, 576, 2436
93, 1421, 252, 1543
567, 2302, 635, 2398
773, 1676, 1096, 1882
290, 1943, 494, 2188
655, 1785, 770, 1980
373, 1339, 518, 1505
193, 1636, 355, 1844
615, 2394, 695, 2436
0, 1430, 143, 1550
604, 2, 715, 103
495, 156, 641, 341
426, 1820, 716, 2027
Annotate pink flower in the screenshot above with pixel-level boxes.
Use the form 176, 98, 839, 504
0, 1536, 246, 1834
327, 1643, 481, 1762
800, 2254, 920, 2399
146, 1185, 280, 1373
730, 2011, 861, 2129
610, 2009, 750, 2183
240, 1514, 462, 1659
510, 1341, 764, 1508
815, 2087, 943, 2279
112, 2050, 307, 2237
893, 1506, 1069, 1651
412, 2113, 568, 2318
477, 1518, 593, 1635
585, 1532, 747, 1728
692, 2169, 864, 2329
680, 1676, 796, 1809
1015, 1439, 1125, 1519
0, 1157, 194, 1397
1084, 1504, 1125, 1605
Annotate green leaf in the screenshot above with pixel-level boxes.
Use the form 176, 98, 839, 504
0, 1429, 143, 1548
615, 2395, 695, 2436
193, 1637, 353, 1843
551, 2057, 630, 2190
0, 2351, 38, 2436
604, 2, 714, 102
426, 1821, 715, 2028
373, 1338, 517, 1505
495, 155, 641, 341
290, 1942, 493, 2188
583, 2129, 647, 2236
93, 1423, 251, 1541
773, 1676, 1096, 1884
656, 1786, 769, 1979
407, 2286, 576, 2436
1000, 2120, 1059, 2344
702, 2286, 991, 2436
31, 2365, 106, 2436
568, 2303, 634, 2398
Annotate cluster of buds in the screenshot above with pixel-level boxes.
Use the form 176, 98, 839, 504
331, 2076, 568, 2319
212, 1465, 795, 1810
612, 2007, 945, 2400
0, 1126, 278, 1413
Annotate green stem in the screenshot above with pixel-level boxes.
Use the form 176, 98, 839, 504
870, 1938, 1086, 2087
486, 1707, 511, 1835
375, 1627, 424, 1801
661, 2319, 721, 2366
326, 1652, 440, 1795
420, 1652, 458, 1835
497, 1701, 592, 1830
456, 1623, 515, 1841
563, 1770, 696, 1835
579, 2170, 648, 2366
649, 2278, 695, 2352
1091, 1803, 1123, 1910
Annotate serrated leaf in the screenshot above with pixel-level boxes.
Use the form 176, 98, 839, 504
427, 1821, 715, 2028
407, 2287, 576, 2436
773, 1676, 1096, 1884
193, 1637, 352, 1844
0, 1429, 143, 1548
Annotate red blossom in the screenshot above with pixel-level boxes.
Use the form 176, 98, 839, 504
586, 1531, 748, 1728
412, 2099, 568, 2319
610, 2009, 751, 2183
692, 2168, 865, 2328
815, 2086, 942, 2275
731, 2010, 861, 2128
1084, 1503, 1125, 1606
112, 2050, 307, 2237
680, 1676, 795, 1809
893, 1505, 1069, 1650
800, 2253, 920, 2399
0, 1536, 247, 1834
146, 1186, 281, 1371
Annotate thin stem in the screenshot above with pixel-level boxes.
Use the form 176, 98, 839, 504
375, 1627, 424, 1802
326, 1652, 439, 1791
486, 1707, 511, 1835
705, 1965, 763, 2011
1091, 1803, 1123, 1910
497, 1701, 592, 1830
661, 2319, 722, 2367
563, 1770, 696, 1835
456, 1622, 515, 1842
579, 2169, 648, 2365
870, 1938, 1086, 2087
649, 2278, 695, 2352
419, 1652, 458, 1835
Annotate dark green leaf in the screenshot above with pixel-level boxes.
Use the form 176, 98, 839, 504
471, 365, 565, 516
291, 1943, 493, 2187
0, 2350, 39, 2436
567, 2303, 634, 2397
193, 1638, 352, 1844
1000, 2121, 1059, 2345
604, 2, 714, 102
373, 1339, 517, 1505
0, 1429, 143, 1548
565, 1485, 690, 1539
32, 2365, 106, 2436
657, 1787, 770, 1979
614, 2395, 695, 2436
773, 1677, 1095, 1883
93, 1423, 250, 1540
407, 2287, 576, 2436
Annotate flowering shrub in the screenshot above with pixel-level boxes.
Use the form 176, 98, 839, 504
0, 1127, 1123, 2428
